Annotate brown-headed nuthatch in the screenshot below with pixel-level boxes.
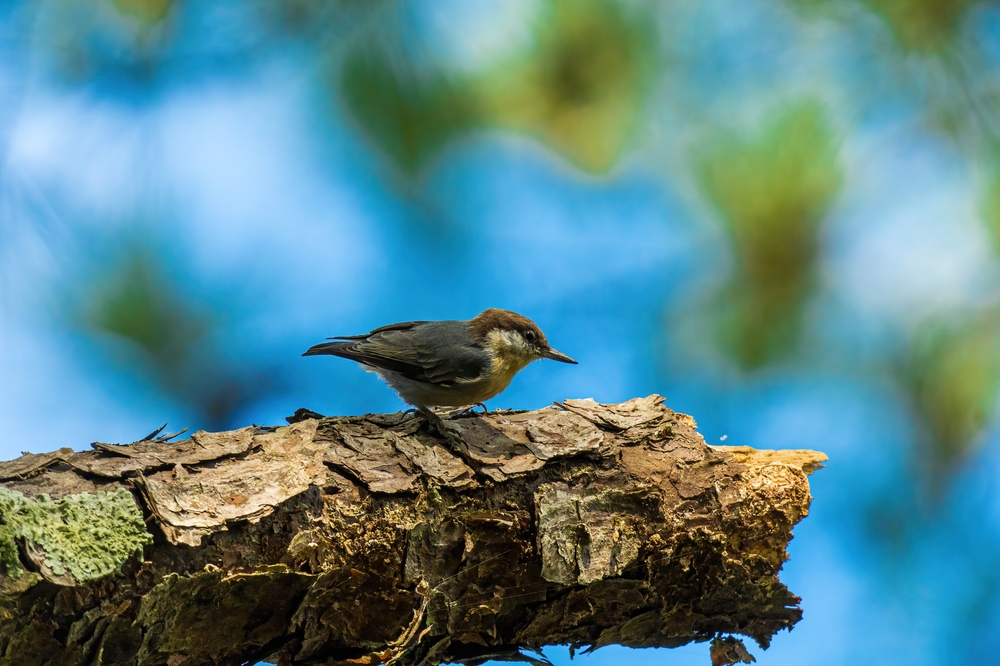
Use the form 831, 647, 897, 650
303, 308, 577, 410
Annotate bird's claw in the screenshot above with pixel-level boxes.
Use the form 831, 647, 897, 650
456, 403, 488, 417
416, 407, 466, 453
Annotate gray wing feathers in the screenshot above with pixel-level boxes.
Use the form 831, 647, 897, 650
304, 320, 487, 385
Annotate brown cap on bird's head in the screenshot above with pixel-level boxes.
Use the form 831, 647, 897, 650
470, 308, 546, 344
469, 308, 577, 364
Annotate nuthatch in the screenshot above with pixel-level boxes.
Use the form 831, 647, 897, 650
303, 308, 577, 409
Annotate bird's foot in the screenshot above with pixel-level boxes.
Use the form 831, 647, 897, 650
416, 407, 465, 453
457, 403, 488, 417
430, 403, 488, 419
416, 407, 446, 434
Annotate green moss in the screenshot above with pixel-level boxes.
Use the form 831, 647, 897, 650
0, 487, 152, 583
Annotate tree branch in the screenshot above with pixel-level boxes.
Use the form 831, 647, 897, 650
0, 396, 825, 666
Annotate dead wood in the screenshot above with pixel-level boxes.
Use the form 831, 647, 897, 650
0, 395, 825, 666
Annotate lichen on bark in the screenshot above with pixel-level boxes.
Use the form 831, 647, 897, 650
0, 395, 824, 666
0, 487, 151, 586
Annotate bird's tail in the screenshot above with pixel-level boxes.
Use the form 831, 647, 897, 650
302, 341, 355, 357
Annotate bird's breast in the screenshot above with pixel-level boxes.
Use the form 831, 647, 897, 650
479, 352, 530, 396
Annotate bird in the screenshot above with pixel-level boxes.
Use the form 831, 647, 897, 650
303, 308, 577, 410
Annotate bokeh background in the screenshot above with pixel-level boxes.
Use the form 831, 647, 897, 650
3, 0, 1000, 664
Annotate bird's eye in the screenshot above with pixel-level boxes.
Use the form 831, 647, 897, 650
524, 330, 536, 343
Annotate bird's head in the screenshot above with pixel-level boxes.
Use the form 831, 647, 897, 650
471, 308, 577, 368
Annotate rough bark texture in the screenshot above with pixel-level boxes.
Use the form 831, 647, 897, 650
0, 396, 825, 666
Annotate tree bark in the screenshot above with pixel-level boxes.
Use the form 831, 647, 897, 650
0, 396, 825, 666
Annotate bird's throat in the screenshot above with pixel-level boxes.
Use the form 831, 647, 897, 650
484, 329, 535, 392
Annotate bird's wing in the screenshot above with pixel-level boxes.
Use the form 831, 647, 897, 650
305, 320, 488, 385
327, 320, 429, 341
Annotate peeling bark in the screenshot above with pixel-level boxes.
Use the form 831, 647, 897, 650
0, 396, 825, 666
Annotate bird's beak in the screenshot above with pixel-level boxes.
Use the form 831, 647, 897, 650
541, 347, 577, 364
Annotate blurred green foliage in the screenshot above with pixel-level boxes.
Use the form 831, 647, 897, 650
859, 0, 978, 52
340, 48, 481, 174
793, 0, 1000, 156
478, 0, 654, 173
899, 311, 1000, 477
792, 0, 979, 51
81, 247, 283, 429
84, 250, 210, 372
41, 0, 174, 82
338, 0, 654, 175
694, 100, 843, 369
111, 0, 172, 25
981, 167, 1000, 252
